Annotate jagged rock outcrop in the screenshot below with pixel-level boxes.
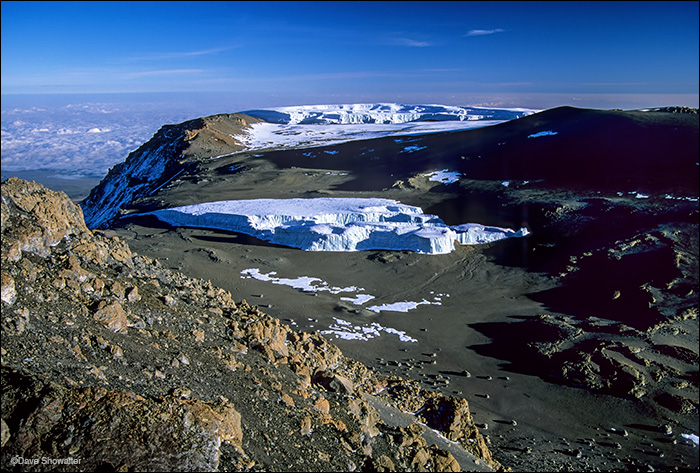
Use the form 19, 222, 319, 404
1, 178, 90, 260
81, 113, 263, 229
2, 368, 242, 471
1, 177, 503, 471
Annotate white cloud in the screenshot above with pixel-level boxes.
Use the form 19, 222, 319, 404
129, 47, 232, 61
0, 98, 198, 178
390, 37, 432, 47
465, 28, 505, 37
122, 69, 206, 79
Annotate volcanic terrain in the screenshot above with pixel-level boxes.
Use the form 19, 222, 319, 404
3, 104, 698, 472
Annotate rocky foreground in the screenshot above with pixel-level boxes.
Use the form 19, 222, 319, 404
1, 177, 504, 471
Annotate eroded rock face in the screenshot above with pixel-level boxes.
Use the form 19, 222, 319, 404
1, 368, 241, 472
1, 178, 503, 471
81, 113, 263, 229
1, 177, 90, 260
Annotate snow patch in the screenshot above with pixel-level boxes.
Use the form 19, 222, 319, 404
367, 300, 439, 313
320, 317, 418, 343
664, 194, 699, 202
401, 145, 427, 153
340, 294, 376, 305
682, 433, 699, 446
425, 169, 461, 184
241, 268, 445, 315
528, 130, 558, 138
240, 268, 361, 294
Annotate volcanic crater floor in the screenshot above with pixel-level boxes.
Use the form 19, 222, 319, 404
109, 181, 699, 472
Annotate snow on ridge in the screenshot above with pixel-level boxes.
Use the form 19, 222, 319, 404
425, 169, 460, 184
528, 130, 558, 138
232, 121, 499, 153
243, 103, 538, 125
145, 197, 529, 255
230, 103, 537, 154
83, 139, 178, 229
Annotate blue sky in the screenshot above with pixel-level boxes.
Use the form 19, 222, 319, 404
1, 1, 699, 108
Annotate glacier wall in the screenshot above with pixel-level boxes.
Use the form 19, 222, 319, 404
242, 103, 536, 125
145, 198, 529, 255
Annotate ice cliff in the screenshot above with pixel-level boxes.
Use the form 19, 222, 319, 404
145, 198, 529, 254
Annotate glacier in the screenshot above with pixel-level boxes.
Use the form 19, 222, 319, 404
232, 103, 538, 153
233, 120, 510, 153
145, 197, 529, 255
242, 103, 537, 125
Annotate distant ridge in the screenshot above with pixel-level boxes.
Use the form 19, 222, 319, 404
647, 106, 698, 114
241, 103, 536, 125
81, 113, 263, 229
80, 105, 699, 230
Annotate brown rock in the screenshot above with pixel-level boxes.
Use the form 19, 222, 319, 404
430, 446, 461, 472
1, 418, 10, 447
314, 396, 330, 414
300, 415, 313, 436
373, 454, 396, 471
1, 177, 90, 260
61, 254, 92, 283
217, 403, 243, 448
417, 396, 495, 466
398, 423, 425, 448
193, 329, 205, 342
312, 370, 354, 394
1, 272, 16, 305
411, 446, 432, 470
93, 300, 128, 333
110, 280, 126, 299
126, 285, 141, 302
247, 317, 290, 359
1, 368, 243, 471
280, 391, 296, 407
110, 344, 124, 359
